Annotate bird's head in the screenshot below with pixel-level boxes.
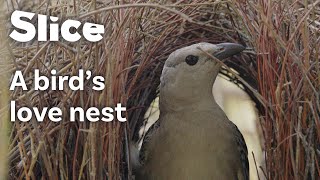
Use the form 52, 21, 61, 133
160, 42, 244, 109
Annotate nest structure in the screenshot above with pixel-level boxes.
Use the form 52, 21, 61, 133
5, 0, 320, 179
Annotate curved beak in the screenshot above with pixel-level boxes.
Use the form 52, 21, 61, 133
213, 43, 245, 60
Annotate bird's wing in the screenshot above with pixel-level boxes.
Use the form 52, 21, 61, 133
231, 123, 249, 180
139, 119, 161, 165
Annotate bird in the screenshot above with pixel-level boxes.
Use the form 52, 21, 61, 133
131, 42, 249, 180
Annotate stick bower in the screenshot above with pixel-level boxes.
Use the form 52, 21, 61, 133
6, 0, 320, 179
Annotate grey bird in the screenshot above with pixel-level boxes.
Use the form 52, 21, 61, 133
132, 42, 249, 180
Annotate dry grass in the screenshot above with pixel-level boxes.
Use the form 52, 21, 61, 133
0, 0, 10, 177
234, 0, 320, 179
3, 0, 319, 179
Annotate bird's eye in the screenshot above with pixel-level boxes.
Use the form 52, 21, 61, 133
185, 55, 199, 66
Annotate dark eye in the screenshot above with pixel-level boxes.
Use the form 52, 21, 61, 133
185, 55, 199, 66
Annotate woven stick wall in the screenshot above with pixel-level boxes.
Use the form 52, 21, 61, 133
236, 1, 320, 179
5, 0, 319, 179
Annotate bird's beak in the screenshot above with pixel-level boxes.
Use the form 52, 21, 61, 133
213, 43, 245, 60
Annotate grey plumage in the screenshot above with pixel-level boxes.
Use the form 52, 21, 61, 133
133, 42, 248, 180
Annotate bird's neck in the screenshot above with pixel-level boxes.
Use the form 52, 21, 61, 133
159, 81, 219, 113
